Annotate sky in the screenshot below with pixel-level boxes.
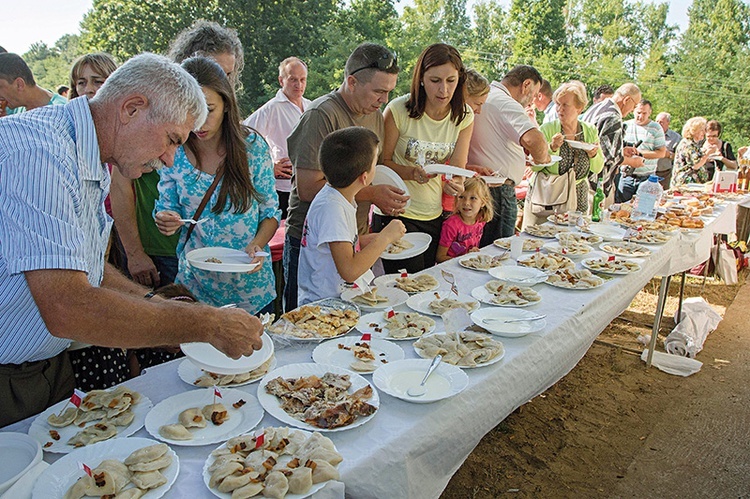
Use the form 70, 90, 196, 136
4, 0, 693, 56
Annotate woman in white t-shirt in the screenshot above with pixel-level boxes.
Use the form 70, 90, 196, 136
374, 43, 474, 273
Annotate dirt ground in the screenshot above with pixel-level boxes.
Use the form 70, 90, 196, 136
442, 270, 750, 498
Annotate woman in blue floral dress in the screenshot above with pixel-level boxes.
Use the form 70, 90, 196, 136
155, 57, 280, 314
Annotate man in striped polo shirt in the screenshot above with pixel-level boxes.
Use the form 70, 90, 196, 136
0, 53, 265, 427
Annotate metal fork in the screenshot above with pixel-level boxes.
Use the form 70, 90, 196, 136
441, 270, 459, 297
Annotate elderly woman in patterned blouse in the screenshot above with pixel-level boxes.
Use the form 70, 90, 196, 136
672, 116, 710, 186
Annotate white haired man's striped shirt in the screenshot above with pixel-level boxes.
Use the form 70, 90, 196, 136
0, 97, 111, 364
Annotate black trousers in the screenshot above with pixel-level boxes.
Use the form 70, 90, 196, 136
371, 213, 443, 274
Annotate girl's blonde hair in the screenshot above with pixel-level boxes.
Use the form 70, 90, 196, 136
454, 177, 494, 223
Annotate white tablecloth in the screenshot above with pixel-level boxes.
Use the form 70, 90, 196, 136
656, 196, 745, 276
4, 199, 745, 498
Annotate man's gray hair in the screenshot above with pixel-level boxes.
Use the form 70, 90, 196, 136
656, 111, 671, 123
614, 83, 641, 100
93, 53, 207, 130
279, 57, 307, 78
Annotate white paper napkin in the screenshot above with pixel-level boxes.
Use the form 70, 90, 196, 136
1, 461, 49, 499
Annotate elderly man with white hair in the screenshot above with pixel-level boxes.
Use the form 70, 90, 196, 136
581, 82, 642, 208
0, 53, 264, 427
244, 56, 311, 219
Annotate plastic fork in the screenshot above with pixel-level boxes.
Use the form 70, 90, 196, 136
179, 217, 208, 225
441, 270, 459, 297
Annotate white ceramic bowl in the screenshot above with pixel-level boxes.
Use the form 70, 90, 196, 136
372, 359, 469, 403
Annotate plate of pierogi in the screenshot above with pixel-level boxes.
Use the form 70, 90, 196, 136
145, 388, 263, 446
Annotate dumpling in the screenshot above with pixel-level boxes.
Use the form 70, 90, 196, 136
159, 423, 193, 441
105, 409, 135, 427
283, 430, 307, 456
226, 434, 257, 453
125, 443, 169, 466
202, 403, 229, 425
112, 488, 146, 499
231, 371, 254, 384
218, 471, 258, 493
308, 460, 340, 484
67, 422, 117, 447
63, 475, 92, 499
209, 461, 243, 488
95, 459, 131, 492
48, 407, 78, 427
80, 389, 109, 411
178, 407, 207, 429
244, 450, 278, 472
127, 453, 173, 472
74, 409, 107, 426
264, 427, 290, 452
84, 470, 117, 495
286, 466, 313, 495
217, 373, 237, 385
299, 446, 343, 466
208, 453, 244, 474
261, 471, 288, 499
231, 481, 264, 499
130, 470, 167, 490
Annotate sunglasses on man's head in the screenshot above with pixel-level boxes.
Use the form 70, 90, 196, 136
350, 52, 398, 76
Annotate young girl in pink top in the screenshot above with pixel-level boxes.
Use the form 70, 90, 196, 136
437, 177, 494, 262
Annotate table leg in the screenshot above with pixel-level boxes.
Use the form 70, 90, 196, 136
646, 275, 672, 368
676, 271, 687, 324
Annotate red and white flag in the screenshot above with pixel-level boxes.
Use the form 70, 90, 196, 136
213, 387, 222, 399
399, 269, 408, 278
255, 430, 265, 449
608, 255, 616, 262
80, 462, 92, 477
385, 307, 395, 319
70, 389, 86, 408
360, 333, 371, 342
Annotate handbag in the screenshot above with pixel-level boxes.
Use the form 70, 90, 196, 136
185, 171, 222, 243
529, 168, 577, 217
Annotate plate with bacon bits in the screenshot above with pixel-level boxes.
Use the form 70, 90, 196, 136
145, 388, 264, 447
258, 363, 380, 432
312, 337, 404, 373
581, 257, 641, 275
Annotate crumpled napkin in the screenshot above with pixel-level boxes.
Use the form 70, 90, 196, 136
1, 461, 49, 499
641, 350, 702, 376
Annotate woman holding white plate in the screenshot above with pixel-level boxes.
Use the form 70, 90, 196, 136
154, 58, 280, 314
373, 43, 474, 273
523, 81, 604, 227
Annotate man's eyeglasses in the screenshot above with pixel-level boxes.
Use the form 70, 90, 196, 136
349, 52, 398, 76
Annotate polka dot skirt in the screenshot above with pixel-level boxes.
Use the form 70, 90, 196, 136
68, 347, 130, 391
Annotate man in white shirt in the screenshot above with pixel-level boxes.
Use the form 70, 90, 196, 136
534, 79, 557, 124
469, 65, 551, 244
244, 57, 311, 218
655, 112, 682, 190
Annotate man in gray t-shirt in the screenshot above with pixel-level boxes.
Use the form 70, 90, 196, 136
283, 43, 406, 311
655, 112, 682, 190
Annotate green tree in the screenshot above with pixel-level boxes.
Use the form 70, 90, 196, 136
23, 35, 82, 93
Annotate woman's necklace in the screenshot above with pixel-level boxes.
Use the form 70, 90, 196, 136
561, 122, 582, 139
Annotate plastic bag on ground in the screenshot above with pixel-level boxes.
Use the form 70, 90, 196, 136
641, 350, 703, 376
664, 297, 722, 358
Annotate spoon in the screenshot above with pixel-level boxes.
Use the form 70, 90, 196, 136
407, 355, 442, 397
482, 314, 546, 324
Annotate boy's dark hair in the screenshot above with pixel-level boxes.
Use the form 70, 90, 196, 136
319, 127, 379, 188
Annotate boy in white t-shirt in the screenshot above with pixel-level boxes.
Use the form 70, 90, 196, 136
298, 127, 406, 305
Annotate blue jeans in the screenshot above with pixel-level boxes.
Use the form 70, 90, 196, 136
480, 184, 518, 247
282, 234, 301, 312
618, 174, 649, 203
150, 255, 178, 286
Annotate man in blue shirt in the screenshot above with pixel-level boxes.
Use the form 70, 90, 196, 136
0, 53, 264, 427
0, 53, 67, 113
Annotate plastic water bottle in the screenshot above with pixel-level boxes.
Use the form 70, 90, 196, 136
632, 175, 663, 221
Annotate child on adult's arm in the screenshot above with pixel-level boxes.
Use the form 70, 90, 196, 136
298, 127, 406, 306
436, 177, 494, 262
